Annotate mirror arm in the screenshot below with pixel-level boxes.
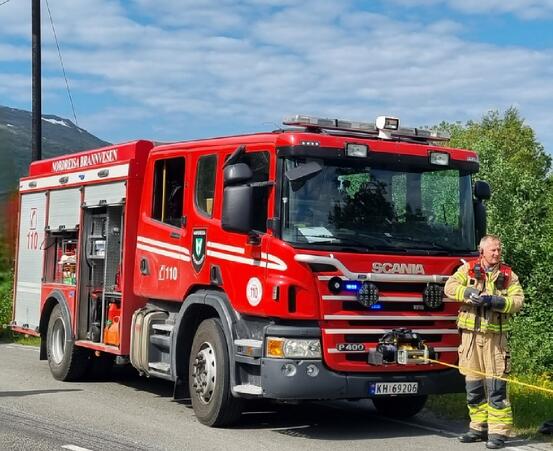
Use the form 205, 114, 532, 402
249, 181, 274, 188
247, 230, 262, 246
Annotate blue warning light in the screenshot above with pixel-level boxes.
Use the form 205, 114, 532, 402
343, 281, 361, 291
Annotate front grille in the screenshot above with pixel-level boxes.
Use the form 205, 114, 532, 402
373, 282, 430, 292
342, 301, 445, 312
319, 273, 460, 372
344, 334, 444, 343
347, 320, 441, 327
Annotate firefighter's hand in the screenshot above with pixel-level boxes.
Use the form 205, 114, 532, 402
463, 287, 480, 303
478, 295, 506, 311
468, 292, 486, 306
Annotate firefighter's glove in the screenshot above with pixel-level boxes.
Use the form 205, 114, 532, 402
478, 295, 506, 311
463, 287, 480, 303
468, 292, 486, 306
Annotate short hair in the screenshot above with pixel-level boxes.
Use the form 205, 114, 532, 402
479, 234, 502, 251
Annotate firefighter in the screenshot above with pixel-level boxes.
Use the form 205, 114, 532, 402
445, 234, 524, 449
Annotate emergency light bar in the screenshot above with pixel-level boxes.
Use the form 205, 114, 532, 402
283, 114, 450, 142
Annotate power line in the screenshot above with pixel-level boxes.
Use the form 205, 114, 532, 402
0, 0, 11, 7
44, 0, 80, 133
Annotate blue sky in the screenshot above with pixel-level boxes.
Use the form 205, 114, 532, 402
1, 0, 552, 152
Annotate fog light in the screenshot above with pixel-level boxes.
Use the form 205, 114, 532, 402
306, 364, 319, 377
282, 363, 297, 377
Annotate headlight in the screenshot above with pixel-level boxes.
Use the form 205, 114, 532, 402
266, 337, 321, 359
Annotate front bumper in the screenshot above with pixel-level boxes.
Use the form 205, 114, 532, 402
260, 358, 464, 400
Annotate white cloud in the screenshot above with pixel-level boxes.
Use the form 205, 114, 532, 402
389, 0, 553, 19
0, 0, 552, 151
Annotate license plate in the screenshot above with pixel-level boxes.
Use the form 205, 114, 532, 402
370, 382, 419, 396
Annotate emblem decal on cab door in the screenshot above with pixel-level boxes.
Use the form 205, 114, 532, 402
191, 229, 207, 272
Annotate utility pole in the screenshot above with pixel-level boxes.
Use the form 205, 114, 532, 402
32, 0, 42, 161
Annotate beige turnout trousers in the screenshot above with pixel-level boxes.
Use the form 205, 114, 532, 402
459, 330, 513, 436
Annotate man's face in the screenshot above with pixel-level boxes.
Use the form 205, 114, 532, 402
481, 239, 502, 266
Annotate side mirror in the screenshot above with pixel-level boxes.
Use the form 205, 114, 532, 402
224, 163, 252, 187
222, 185, 253, 233
474, 180, 491, 200
474, 200, 487, 243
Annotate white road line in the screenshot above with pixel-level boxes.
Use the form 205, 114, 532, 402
61, 445, 93, 451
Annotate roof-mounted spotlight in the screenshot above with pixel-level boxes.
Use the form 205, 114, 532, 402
375, 116, 399, 140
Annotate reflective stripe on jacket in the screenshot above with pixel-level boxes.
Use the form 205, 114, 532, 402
444, 261, 524, 334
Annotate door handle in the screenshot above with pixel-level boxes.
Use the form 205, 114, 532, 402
170, 231, 181, 239
140, 257, 150, 275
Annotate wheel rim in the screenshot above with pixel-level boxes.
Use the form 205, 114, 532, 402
51, 316, 66, 364
192, 341, 217, 404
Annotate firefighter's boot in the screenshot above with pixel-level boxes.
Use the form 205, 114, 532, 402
458, 429, 486, 443
486, 435, 506, 449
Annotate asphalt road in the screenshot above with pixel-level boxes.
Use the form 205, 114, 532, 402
0, 343, 549, 451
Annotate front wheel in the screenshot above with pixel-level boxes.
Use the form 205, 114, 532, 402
372, 395, 428, 418
46, 304, 90, 381
188, 318, 242, 427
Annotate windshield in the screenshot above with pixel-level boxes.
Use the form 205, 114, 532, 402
281, 157, 476, 253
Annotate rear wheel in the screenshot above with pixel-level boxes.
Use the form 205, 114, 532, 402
46, 304, 90, 381
372, 395, 428, 418
188, 318, 242, 426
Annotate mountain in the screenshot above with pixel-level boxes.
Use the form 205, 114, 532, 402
0, 105, 110, 199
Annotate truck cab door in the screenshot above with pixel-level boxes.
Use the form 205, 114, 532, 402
135, 155, 188, 300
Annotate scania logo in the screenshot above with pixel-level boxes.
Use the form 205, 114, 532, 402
372, 262, 425, 274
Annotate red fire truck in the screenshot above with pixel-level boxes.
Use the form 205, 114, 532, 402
12, 115, 490, 426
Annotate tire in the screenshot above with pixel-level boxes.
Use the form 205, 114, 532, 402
372, 395, 428, 418
46, 304, 90, 381
188, 318, 242, 427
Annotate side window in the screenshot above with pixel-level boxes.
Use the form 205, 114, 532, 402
237, 151, 270, 231
195, 154, 217, 217
152, 157, 185, 227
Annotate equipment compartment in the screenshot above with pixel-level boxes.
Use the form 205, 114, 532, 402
78, 205, 124, 345
44, 232, 79, 285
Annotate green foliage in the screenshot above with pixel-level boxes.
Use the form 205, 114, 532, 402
0, 240, 13, 339
440, 108, 553, 375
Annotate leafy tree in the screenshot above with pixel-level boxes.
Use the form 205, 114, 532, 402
439, 108, 553, 374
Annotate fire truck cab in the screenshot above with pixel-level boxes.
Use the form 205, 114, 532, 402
12, 115, 490, 426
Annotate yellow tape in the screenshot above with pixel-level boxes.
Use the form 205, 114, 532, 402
418, 356, 553, 396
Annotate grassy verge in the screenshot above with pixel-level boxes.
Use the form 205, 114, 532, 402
13, 335, 41, 346
427, 375, 553, 439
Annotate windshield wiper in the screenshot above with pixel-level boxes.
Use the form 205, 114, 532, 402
294, 234, 380, 252
389, 235, 453, 251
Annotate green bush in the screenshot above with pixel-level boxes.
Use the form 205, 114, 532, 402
0, 245, 13, 339
441, 109, 553, 376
